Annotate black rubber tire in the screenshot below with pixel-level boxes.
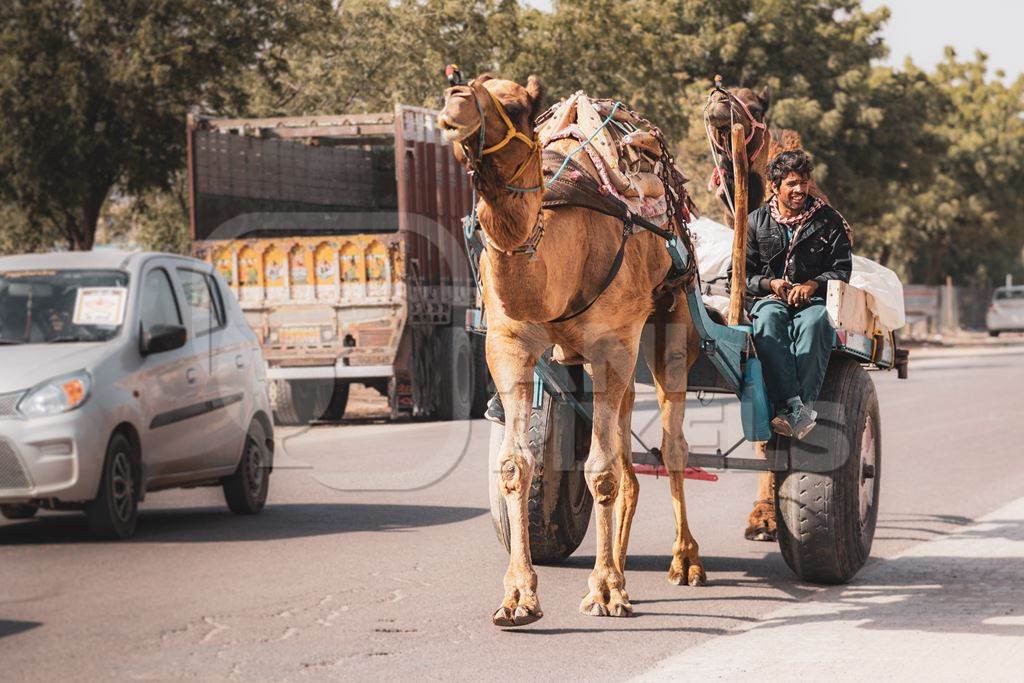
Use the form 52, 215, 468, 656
488, 365, 593, 564
321, 381, 350, 421
223, 421, 271, 515
85, 433, 140, 540
470, 335, 490, 419
272, 379, 332, 426
772, 356, 881, 584
435, 327, 474, 421
0, 503, 39, 520
989, 330, 1000, 337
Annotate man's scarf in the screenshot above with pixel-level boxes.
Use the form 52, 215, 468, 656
769, 195, 824, 226
769, 194, 853, 244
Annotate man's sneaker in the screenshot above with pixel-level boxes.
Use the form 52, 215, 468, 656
770, 405, 818, 440
484, 393, 505, 425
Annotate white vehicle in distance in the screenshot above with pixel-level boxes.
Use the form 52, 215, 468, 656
986, 286, 1024, 337
0, 251, 273, 539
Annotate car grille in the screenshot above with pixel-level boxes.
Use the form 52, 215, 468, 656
0, 391, 22, 418
0, 439, 31, 491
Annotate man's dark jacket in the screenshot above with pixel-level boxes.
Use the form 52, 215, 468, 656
727, 202, 853, 299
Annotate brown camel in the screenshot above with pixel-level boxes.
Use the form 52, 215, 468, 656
439, 74, 705, 626
704, 83, 831, 542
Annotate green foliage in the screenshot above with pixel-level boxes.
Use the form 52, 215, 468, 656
0, 0, 306, 250
0, 0, 1020, 283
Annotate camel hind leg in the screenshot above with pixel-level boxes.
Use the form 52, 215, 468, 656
642, 301, 706, 587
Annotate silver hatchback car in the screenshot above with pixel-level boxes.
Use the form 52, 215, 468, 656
0, 251, 273, 538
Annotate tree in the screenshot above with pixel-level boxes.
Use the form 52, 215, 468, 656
0, 0, 309, 251
244, 0, 538, 116
877, 51, 1024, 284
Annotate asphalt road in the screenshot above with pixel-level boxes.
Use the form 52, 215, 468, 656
3, 342, 1024, 680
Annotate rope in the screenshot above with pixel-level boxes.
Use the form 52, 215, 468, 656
543, 101, 622, 189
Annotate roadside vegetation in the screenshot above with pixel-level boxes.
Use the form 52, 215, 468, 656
0, 0, 1021, 286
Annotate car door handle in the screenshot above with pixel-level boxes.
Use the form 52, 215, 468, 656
235, 354, 245, 369
186, 367, 198, 384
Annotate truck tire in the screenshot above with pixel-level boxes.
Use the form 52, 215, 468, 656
436, 327, 474, 421
321, 381, 350, 421
271, 379, 332, 426
470, 335, 490, 419
488, 366, 593, 564
771, 356, 881, 584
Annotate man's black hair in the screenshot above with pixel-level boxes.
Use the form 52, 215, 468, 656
768, 150, 814, 189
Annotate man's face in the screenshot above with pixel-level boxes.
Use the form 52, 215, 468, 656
777, 172, 811, 212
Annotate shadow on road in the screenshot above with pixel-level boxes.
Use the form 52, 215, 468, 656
0, 620, 42, 640
0, 503, 487, 545
734, 514, 1024, 639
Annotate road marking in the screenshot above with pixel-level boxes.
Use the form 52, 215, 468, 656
636, 496, 1024, 680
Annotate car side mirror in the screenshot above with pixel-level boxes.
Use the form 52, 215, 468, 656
140, 324, 187, 355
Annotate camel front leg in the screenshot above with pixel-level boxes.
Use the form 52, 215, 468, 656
643, 310, 706, 587
580, 347, 637, 618
487, 333, 544, 627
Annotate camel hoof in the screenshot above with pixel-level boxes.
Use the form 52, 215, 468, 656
608, 600, 634, 618
744, 527, 776, 542
492, 606, 515, 627
513, 605, 543, 626
580, 596, 609, 617
667, 568, 686, 586
688, 565, 707, 587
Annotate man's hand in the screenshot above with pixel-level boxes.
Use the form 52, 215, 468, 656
769, 278, 792, 299
787, 280, 819, 306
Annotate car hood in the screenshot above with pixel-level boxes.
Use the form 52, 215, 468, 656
0, 343, 113, 394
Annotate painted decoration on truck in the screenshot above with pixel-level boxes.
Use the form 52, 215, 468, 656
365, 240, 389, 298
264, 245, 287, 301
238, 245, 261, 301
340, 242, 363, 301
289, 244, 313, 300
313, 241, 337, 301
214, 248, 235, 287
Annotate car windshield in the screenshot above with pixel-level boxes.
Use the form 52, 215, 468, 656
0, 269, 129, 344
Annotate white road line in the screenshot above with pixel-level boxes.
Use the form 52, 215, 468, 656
636, 496, 1024, 681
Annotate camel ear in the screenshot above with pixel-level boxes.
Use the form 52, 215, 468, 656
526, 74, 545, 121
758, 85, 771, 112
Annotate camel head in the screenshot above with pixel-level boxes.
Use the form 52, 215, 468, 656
705, 84, 771, 160
438, 74, 545, 185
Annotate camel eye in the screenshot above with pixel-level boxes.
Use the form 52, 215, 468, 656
503, 102, 525, 118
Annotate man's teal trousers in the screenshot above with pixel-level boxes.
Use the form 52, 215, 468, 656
750, 297, 836, 407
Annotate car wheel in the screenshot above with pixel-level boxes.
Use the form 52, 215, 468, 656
223, 421, 271, 515
989, 330, 1000, 337
0, 503, 39, 520
85, 433, 139, 540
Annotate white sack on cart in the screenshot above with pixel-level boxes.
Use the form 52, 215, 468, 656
690, 217, 906, 330
850, 255, 905, 330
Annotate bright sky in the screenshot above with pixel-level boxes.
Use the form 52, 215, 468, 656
524, 1, 1023, 79
862, 0, 1023, 77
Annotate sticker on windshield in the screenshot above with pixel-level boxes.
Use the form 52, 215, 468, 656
73, 287, 127, 326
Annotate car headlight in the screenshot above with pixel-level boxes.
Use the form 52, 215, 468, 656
18, 371, 92, 418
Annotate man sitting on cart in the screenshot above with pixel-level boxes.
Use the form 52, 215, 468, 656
730, 150, 852, 439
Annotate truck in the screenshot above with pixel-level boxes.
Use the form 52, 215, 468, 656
186, 107, 488, 424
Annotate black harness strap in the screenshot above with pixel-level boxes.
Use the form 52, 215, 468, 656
548, 225, 631, 323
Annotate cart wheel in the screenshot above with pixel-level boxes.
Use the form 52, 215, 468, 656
771, 356, 881, 584
488, 366, 592, 564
